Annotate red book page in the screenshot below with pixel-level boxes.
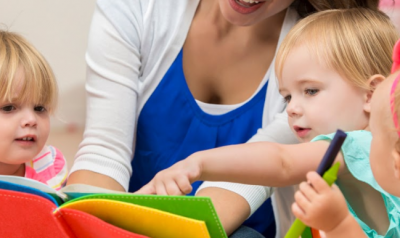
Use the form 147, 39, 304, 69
0, 189, 70, 238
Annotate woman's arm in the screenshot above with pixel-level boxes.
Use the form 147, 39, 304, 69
67, 170, 125, 191
68, 0, 143, 191
197, 188, 251, 235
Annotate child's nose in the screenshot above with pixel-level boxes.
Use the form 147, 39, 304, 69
21, 109, 37, 128
286, 100, 303, 117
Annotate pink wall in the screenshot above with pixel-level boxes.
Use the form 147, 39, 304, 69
380, 0, 400, 7
380, 0, 400, 32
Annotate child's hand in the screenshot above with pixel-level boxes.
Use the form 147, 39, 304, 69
292, 171, 350, 233
135, 155, 202, 195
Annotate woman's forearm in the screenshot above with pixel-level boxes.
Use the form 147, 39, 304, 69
67, 170, 125, 192
196, 187, 250, 235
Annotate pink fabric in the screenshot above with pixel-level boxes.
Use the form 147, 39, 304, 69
390, 40, 400, 137
393, 40, 400, 74
33, 148, 65, 181
25, 145, 68, 190
32, 151, 51, 163
390, 74, 400, 137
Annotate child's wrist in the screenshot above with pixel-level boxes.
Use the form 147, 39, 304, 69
324, 212, 359, 237
188, 152, 204, 181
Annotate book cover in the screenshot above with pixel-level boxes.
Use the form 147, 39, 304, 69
0, 176, 227, 238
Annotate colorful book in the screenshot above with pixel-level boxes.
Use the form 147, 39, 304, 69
0, 175, 227, 238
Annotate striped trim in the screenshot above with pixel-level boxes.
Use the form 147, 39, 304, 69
51, 171, 68, 190
25, 145, 68, 191
32, 151, 51, 163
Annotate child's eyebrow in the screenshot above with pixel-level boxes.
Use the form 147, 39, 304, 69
5, 96, 20, 102
279, 78, 322, 92
295, 78, 321, 85
279, 78, 322, 94
278, 87, 288, 94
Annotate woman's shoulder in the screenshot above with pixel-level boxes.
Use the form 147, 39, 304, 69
96, 0, 198, 23
94, 0, 199, 50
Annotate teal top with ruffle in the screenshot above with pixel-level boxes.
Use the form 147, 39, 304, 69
312, 130, 400, 238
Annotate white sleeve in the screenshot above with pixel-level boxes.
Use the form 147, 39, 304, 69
70, 0, 143, 191
248, 111, 298, 144
198, 111, 298, 216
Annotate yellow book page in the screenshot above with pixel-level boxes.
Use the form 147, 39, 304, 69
57, 199, 210, 238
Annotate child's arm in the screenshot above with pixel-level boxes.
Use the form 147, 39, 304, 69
136, 141, 345, 195
293, 172, 366, 238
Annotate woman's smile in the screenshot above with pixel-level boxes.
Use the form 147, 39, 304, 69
228, 0, 266, 14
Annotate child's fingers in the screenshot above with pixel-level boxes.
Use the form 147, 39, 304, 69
298, 181, 317, 201
306, 171, 330, 193
175, 176, 193, 194
164, 179, 185, 195
331, 184, 343, 194
135, 183, 156, 194
294, 189, 311, 212
155, 181, 169, 195
291, 202, 306, 221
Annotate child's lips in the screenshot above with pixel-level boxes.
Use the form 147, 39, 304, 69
293, 126, 311, 138
15, 135, 37, 146
15, 135, 37, 142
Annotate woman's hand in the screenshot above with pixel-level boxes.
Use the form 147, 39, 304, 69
292, 171, 350, 233
135, 154, 203, 195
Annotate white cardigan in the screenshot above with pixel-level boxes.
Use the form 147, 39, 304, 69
71, 0, 299, 237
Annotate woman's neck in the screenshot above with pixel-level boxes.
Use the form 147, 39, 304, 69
0, 162, 25, 177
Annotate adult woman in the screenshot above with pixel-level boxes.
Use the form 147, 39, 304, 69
68, 0, 379, 237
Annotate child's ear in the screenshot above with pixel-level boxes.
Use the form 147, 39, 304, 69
363, 74, 385, 113
392, 147, 400, 180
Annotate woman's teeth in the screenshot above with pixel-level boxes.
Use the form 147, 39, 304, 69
240, 0, 260, 3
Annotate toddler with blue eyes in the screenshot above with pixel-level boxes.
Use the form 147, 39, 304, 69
0, 30, 67, 190
137, 8, 400, 237
288, 40, 400, 238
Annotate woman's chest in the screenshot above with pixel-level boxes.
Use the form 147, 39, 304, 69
182, 31, 276, 104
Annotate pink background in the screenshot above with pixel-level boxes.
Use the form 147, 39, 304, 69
380, 0, 400, 32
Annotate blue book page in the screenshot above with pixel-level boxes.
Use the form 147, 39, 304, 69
0, 179, 61, 205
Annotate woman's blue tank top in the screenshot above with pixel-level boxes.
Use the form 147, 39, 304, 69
129, 49, 275, 237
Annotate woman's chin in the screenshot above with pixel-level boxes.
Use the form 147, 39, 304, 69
219, 0, 262, 26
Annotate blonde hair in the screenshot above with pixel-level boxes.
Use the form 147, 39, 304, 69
276, 8, 399, 90
0, 30, 57, 112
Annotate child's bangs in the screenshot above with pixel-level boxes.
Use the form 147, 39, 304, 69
276, 9, 397, 90
2, 69, 53, 109
275, 18, 334, 81
0, 33, 57, 111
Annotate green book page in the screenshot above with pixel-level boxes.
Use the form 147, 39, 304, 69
63, 194, 227, 238
58, 183, 127, 201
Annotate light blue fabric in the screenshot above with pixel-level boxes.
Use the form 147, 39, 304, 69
312, 130, 400, 238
